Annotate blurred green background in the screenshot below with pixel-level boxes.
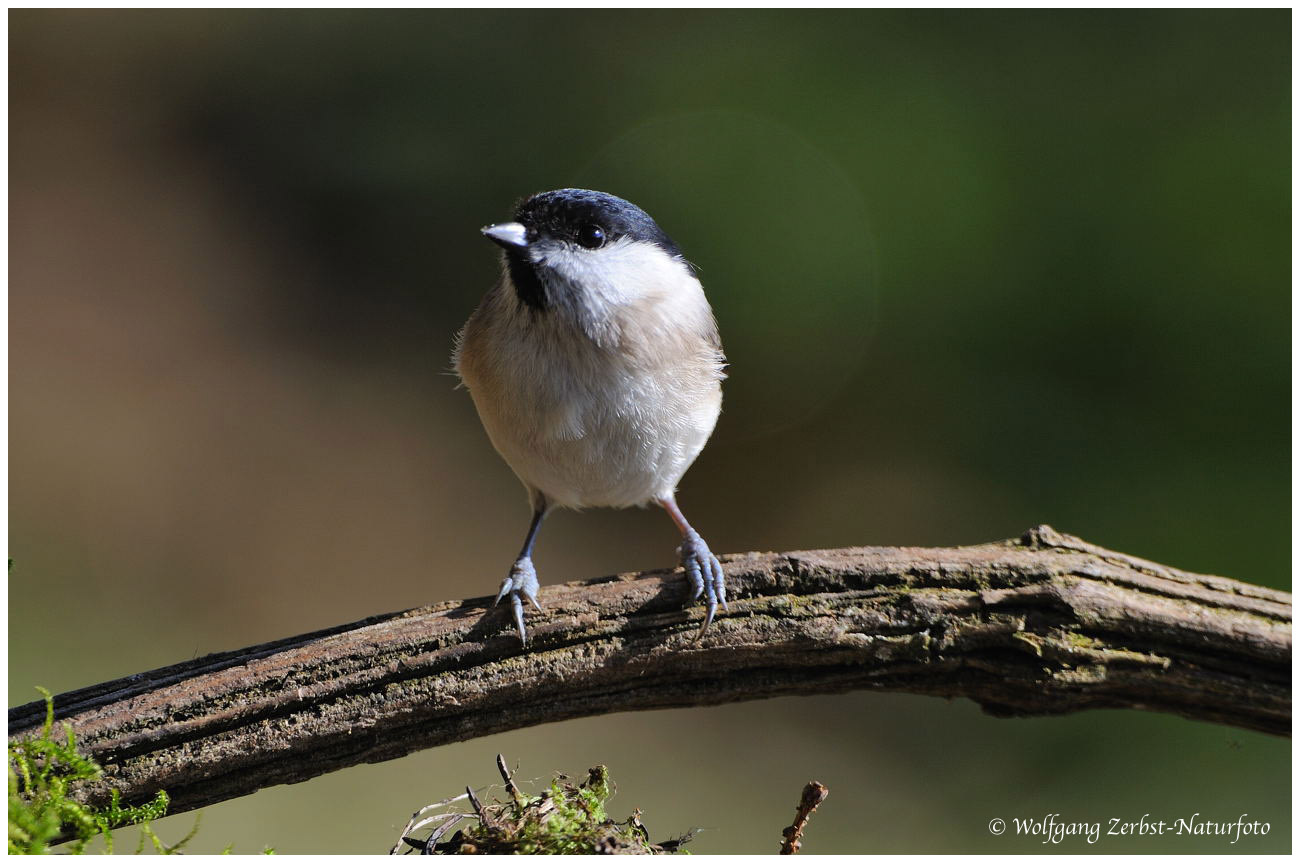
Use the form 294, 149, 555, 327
9, 8, 1289, 854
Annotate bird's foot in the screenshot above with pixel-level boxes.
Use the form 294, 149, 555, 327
679, 529, 726, 635
495, 556, 541, 642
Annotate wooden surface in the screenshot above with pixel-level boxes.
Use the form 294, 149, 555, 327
9, 525, 1290, 821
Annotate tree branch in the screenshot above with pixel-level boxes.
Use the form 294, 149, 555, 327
9, 525, 1290, 822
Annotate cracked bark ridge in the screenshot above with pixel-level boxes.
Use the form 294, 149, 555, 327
8, 525, 1291, 824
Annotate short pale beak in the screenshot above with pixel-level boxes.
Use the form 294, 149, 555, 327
481, 221, 530, 250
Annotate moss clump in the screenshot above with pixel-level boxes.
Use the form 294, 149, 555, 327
8, 688, 173, 854
1063, 631, 1100, 649
397, 761, 691, 854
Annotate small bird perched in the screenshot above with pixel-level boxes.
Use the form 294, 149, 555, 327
454, 188, 727, 642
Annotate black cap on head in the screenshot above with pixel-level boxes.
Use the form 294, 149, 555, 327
513, 188, 685, 259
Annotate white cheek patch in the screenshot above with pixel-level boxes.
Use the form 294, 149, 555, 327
543, 239, 686, 299
535, 238, 704, 334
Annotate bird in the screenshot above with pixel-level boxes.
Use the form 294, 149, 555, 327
454, 188, 727, 642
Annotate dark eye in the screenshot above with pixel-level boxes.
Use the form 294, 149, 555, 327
577, 224, 606, 249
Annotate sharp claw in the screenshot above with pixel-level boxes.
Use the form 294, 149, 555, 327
495, 557, 539, 643
678, 531, 726, 633
512, 595, 527, 643
712, 557, 728, 610
694, 597, 717, 641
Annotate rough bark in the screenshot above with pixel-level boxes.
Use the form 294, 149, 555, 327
8, 525, 1291, 822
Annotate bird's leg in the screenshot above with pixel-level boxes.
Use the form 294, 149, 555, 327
657, 495, 726, 634
495, 506, 546, 642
